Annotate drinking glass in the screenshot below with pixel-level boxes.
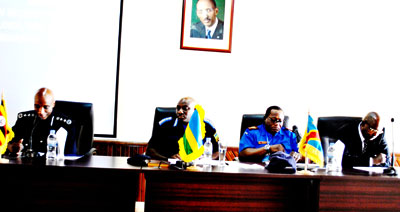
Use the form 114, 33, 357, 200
218, 141, 227, 166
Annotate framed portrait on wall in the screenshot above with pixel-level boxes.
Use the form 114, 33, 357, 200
180, 0, 234, 53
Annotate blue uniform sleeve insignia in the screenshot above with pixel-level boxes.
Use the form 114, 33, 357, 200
214, 132, 219, 142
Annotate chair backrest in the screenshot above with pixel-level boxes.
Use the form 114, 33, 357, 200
240, 114, 290, 140
317, 116, 362, 165
151, 107, 176, 137
55, 100, 94, 155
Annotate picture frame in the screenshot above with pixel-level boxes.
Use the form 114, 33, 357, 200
180, 0, 235, 53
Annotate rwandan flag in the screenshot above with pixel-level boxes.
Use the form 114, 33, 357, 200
0, 92, 15, 155
299, 114, 324, 167
178, 104, 206, 162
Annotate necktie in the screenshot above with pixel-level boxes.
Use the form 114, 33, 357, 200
362, 140, 368, 154
206, 30, 212, 39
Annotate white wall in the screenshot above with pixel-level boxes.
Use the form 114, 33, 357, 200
118, 0, 400, 152
1, 0, 399, 152
0, 0, 120, 135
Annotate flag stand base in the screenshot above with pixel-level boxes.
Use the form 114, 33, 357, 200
0, 154, 9, 163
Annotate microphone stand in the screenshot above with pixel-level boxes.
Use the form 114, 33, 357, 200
23, 115, 38, 158
383, 118, 397, 176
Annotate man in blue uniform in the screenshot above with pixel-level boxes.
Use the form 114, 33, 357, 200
6, 88, 76, 158
239, 106, 300, 163
146, 97, 219, 161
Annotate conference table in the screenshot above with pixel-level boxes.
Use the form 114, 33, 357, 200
1, 155, 400, 212
143, 161, 400, 211
1, 155, 141, 211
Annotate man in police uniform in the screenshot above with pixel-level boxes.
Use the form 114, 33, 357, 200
6, 88, 76, 158
239, 105, 301, 163
146, 97, 219, 161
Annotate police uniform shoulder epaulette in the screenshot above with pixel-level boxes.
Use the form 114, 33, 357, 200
17, 111, 36, 119
282, 126, 290, 131
247, 126, 258, 130
204, 118, 216, 129
54, 115, 72, 125
159, 117, 173, 126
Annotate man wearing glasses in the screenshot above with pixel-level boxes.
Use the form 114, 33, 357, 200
338, 112, 389, 168
239, 106, 300, 163
146, 97, 219, 161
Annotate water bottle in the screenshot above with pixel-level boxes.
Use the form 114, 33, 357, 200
203, 137, 213, 167
326, 143, 336, 172
46, 130, 58, 159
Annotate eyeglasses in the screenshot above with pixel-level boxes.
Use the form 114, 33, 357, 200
176, 105, 190, 111
368, 127, 379, 133
267, 117, 283, 124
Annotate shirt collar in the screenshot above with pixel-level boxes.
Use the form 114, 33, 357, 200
261, 124, 284, 136
205, 18, 219, 37
358, 122, 365, 141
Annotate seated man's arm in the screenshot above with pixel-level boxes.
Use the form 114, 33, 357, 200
204, 119, 219, 160
288, 131, 301, 162
238, 129, 284, 162
5, 117, 25, 157
7, 138, 24, 156
372, 133, 390, 166
239, 144, 284, 160
146, 147, 171, 161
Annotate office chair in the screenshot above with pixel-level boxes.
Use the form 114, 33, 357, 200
55, 100, 94, 156
151, 107, 176, 137
317, 116, 362, 165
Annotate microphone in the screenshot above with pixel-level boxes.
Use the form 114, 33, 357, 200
23, 114, 39, 158
127, 154, 151, 167
383, 118, 397, 176
292, 125, 301, 143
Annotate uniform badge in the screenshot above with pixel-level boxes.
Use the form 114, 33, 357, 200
258, 141, 268, 145
214, 132, 220, 142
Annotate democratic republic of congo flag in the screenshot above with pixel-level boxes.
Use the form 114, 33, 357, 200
178, 104, 206, 162
299, 114, 324, 167
0, 92, 15, 155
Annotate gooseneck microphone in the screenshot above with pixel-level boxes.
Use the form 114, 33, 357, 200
383, 118, 397, 176
24, 115, 39, 158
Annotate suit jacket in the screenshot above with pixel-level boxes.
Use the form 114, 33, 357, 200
336, 121, 389, 168
190, 19, 224, 40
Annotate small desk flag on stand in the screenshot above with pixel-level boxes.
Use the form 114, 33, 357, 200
299, 114, 324, 168
0, 92, 15, 155
178, 104, 206, 162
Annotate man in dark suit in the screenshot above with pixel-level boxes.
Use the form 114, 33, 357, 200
190, 0, 224, 40
337, 112, 389, 168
